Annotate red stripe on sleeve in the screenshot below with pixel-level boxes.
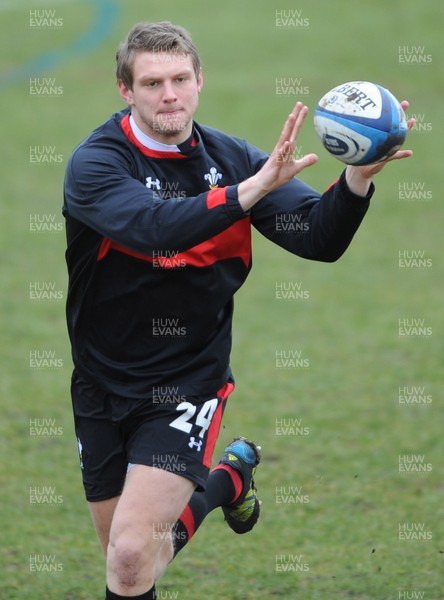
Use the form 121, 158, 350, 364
206, 187, 227, 210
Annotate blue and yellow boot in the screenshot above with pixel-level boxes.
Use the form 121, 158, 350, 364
218, 437, 261, 534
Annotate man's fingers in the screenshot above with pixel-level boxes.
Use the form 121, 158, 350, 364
357, 148, 414, 178
272, 103, 316, 182
296, 153, 319, 170
277, 113, 296, 149
277, 152, 319, 174
387, 149, 413, 162
289, 103, 309, 144
276, 102, 307, 149
401, 100, 416, 131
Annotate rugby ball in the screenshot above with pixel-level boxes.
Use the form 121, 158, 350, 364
314, 81, 408, 165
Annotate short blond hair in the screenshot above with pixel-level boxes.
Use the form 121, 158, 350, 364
116, 21, 201, 89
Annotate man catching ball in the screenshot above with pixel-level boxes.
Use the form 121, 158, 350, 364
63, 21, 414, 599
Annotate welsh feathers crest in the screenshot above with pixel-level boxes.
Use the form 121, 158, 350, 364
204, 167, 222, 189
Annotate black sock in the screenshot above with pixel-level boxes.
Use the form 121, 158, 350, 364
105, 585, 156, 599
172, 467, 241, 556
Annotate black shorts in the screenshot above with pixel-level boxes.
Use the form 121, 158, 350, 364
70, 371, 234, 502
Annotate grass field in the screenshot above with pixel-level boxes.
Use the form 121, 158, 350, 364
1, 0, 442, 598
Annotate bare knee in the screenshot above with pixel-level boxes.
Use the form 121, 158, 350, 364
108, 529, 153, 591
106, 467, 195, 593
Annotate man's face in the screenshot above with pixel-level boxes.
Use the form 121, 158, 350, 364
119, 51, 202, 145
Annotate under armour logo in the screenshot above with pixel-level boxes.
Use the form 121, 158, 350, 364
204, 167, 222, 189
188, 437, 203, 451
146, 176, 161, 190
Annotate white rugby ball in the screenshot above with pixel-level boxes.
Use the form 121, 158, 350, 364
314, 81, 408, 165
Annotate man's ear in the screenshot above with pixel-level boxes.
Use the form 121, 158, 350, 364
118, 79, 134, 106
197, 69, 203, 93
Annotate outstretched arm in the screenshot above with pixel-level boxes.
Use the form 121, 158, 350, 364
248, 99, 415, 263
239, 100, 415, 210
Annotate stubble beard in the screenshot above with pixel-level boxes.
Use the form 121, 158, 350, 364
151, 112, 191, 140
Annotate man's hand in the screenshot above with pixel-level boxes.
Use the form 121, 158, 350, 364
256, 102, 319, 192
237, 100, 416, 212
238, 102, 318, 211
345, 100, 416, 197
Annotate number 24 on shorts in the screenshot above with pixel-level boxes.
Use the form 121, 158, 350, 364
169, 399, 218, 438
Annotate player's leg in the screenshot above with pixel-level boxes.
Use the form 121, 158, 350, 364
103, 379, 236, 593
157, 381, 262, 558
171, 437, 261, 558
70, 371, 128, 557
88, 497, 120, 555
106, 464, 195, 597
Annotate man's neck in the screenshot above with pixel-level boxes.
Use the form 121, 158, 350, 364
129, 114, 182, 152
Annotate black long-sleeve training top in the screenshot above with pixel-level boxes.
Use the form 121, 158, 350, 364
63, 108, 373, 399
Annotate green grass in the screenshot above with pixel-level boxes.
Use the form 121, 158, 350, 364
1, 0, 442, 598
